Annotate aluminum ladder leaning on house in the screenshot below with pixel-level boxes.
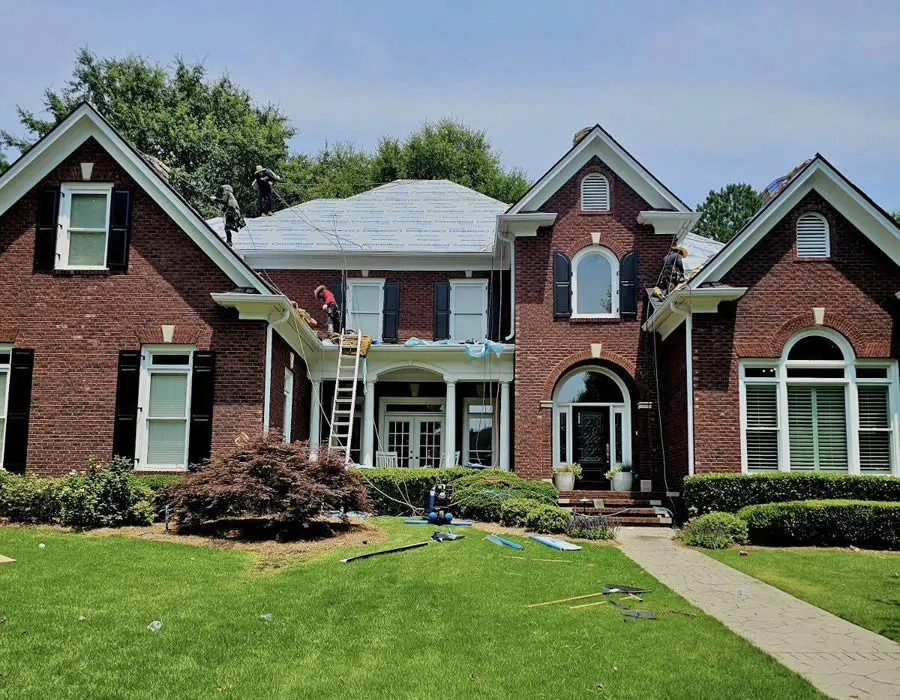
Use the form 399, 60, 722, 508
327, 331, 363, 465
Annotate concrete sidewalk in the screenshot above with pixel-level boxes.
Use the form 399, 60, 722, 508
618, 527, 900, 699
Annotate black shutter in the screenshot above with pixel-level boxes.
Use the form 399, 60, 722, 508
33, 189, 59, 272
106, 188, 132, 272
188, 351, 216, 466
112, 351, 141, 462
382, 281, 400, 343
619, 249, 639, 318
328, 279, 346, 329
434, 282, 451, 340
552, 251, 572, 318
487, 275, 501, 341
4, 349, 34, 474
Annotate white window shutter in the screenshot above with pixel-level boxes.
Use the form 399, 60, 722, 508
796, 213, 830, 257
581, 173, 610, 211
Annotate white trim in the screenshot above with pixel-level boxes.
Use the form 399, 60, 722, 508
499, 381, 511, 470
56, 182, 113, 270
0, 103, 269, 293
346, 278, 385, 341
795, 212, 831, 258
642, 286, 748, 338
449, 278, 489, 341
463, 396, 496, 467
692, 158, 900, 286
637, 211, 702, 238
282, 368, 294, 442
685, 314, 695, 475
378, 396, 447, 468
507, 125, 689, 215
571, 246, 619, 318
0, 346, 11, 468
263, 324, 273, 433
580, 172, 610, 211
240, 250, 508, 271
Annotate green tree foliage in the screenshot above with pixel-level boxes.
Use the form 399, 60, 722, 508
0, 49, 295, 215
694, 183, 763, 242
0, 150, 8, 175
891, 210, 900, 225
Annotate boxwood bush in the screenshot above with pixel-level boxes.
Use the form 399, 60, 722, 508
738, 499, 900, 550
352, 466, 474, 515
684, 473, 900, 514
451, 471, 558, 522
677, 512, 749, 549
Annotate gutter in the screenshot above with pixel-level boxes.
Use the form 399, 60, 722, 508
499, 230, 516, 341
685, 313, 694, 476
262, 305, 292, 433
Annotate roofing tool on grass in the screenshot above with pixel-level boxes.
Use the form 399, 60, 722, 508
340, 541, 429, 563
485, 534, 524, 550
601, 585, 650, 595
528, 535, 581, 551
431, 528, 464, 542
0, 555, 15, 564
527, 592, 606, 608
568, 601, 608, 610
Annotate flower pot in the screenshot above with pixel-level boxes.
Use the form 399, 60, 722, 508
611, 471, 633, 492
553, 471, 576, 491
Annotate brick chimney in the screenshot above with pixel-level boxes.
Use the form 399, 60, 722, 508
573, 126, 593, 146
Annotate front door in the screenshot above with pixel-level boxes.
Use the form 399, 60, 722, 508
573, 406, 610, 484
385, 416, 443, 467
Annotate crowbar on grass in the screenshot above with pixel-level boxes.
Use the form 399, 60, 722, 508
527, 592, 605, 608
340, 542, 429, 563
568, 601, 609, 610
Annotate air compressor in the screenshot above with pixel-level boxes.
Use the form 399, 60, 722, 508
424, 483, 454, 524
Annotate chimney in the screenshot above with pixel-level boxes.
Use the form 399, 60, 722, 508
573, 126, 593, 146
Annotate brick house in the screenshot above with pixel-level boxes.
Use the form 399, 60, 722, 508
1, 106, 898, 491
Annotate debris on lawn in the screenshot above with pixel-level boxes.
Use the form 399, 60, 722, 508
0, 555, 15, 564
78, 615, 87, 622
340, 541, 429, 563
502, 556, 571, 563
527, 592, 605, 608
849, 545, 861, 552
38, 543, 46, 549
601, 584, 650, 595
528, 535, 582, 551
660, 608, 697, 618
610, 596, 657, 621
431, 528, 464, 543
0, 617, 6, 624
568, 601, 608, 610
485, 534, 524, 550
739, 550, 749, 556
259, 614, 273, 622
404, 518, 473, 526
147, 620, 162, 631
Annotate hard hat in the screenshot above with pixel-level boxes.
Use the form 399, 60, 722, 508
255, 165, 264, 172
671, 245, 688, 257
314, 285, 326, 298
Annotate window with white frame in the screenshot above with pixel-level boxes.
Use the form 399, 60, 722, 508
581, 173, 610, 211
740, 330, 899, 475
464, 399, 494, 467
57, 183, 112, 269
136, 348, 193, 471
450, 279, 488, 341
0, 349, 10, 466
283, 367, 294, 443
795, 212, 830, 258
572, 246, 618, 317
346, 279, 384, 340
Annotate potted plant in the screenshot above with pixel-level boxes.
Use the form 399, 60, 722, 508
551, 463, 582, 491
604, 463, 633, 492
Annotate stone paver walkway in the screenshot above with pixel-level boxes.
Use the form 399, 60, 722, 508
618, 527, 900, 699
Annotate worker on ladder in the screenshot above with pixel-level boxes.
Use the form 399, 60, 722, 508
653, 244, 688, 298
253, 165, 282, 216
209, 184, 245, 246
315, 285, 342, 335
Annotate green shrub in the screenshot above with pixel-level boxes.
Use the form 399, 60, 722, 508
738, 500, 900, 549
0, 474, 61, 524
684, 473, 900, 514
677, 512, 749, 549
57, 457, 155, 529
353, 466, 474, 515
135, 474, 184, 492
452, 471, 557, 521
565, 514, 617, 541
523, 503, 571, 533
499, 498, 545, 527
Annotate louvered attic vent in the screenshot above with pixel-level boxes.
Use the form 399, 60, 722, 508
581, 173, 610, 211
796, 213, 830, 258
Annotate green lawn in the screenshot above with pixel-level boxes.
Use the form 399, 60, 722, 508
0, 521, 822, 700
707, 547, 900, 642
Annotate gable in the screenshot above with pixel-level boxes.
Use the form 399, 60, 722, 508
0, 103, 270, 294
507, 125, 690, 215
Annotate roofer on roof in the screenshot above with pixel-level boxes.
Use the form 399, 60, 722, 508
209, 184, 245, 246
654, 244, 688, 298
252, 165, 282, 216
315, 285, 342, 335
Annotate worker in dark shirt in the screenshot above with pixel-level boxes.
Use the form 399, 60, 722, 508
209, 184, 245, 246
660, 245, 688, 295
315, 285, 342, 334
253, 165, 282, 216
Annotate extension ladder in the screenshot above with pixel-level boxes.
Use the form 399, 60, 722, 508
328, 331, 362, 464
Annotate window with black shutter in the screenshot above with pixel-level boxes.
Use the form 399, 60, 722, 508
112, 351, 141, 461
434, 282, 451, 340
33, 189, 60, 271
3, 349, 35, 474
106, 188, 133, 272
619, 249, 638, 318
188, 351, 215, 465
552, 251, 572, 318
382, 281, 400, 343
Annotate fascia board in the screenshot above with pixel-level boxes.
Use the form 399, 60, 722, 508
241, 250, 505, 271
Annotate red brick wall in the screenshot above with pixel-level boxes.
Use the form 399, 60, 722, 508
513, 156, 672, 481
657, 324, 689, 485
266, 269, 508, 341
0, 138, 268, 475
268, 332, 310, 443
692, 190, 900, 473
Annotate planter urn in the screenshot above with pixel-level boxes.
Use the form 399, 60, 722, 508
553, 471, 576, 491
611, 471, 633, 492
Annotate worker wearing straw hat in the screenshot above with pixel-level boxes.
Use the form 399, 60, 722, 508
660, 244, 688, 296
252, 165, 281, 216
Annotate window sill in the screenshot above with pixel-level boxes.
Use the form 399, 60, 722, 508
52, 269, 111, 278
794, 257, 832, 262
568, 316, 623, 324
579, 210, 612, 216
134, 465, 189, 473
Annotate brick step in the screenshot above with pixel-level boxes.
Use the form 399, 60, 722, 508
558, 497, 666, 508
558, 490, 674, 500
607, 516, 673, 527
569, 507, 662, 517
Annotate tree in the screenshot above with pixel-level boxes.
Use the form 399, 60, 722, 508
891, 211, 900, 225
694, 183, 763, 243
0, 152, 8, 176
1, 49, 296, 215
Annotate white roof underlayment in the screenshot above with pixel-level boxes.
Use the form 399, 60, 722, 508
682, 232, 725, 271
208, 179, 509, 255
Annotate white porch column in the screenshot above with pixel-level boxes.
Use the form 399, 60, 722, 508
499, 380, 511, 471
362, 381, 376, 467
309, 379, 322, 460
444, 380, 457, 467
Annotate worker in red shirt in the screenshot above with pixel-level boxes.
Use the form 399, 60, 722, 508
314, 285, 342, 334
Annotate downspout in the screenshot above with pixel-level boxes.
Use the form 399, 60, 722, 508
500, 230, 515, 342
262, 304, 292, 434
685, 313, 695, 476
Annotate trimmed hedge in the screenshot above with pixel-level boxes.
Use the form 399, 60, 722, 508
738, 500, 900, 550
499, 498, 569, 533
451, 471, 558, 522
684, 473, 900, 514
677, 512, 748, 549
352, 467, 475, 515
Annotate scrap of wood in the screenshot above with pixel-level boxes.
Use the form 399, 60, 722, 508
622, 594, 643, 602
568, 601, 608, 610
527, 592, 605, 608
0, 555, 15, 564
502, 556, 572, 563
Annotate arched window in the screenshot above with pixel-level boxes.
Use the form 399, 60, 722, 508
740, 329, 898, 476
581, 173, 610, 211
572, 246, 618, 318
796, 212, 830, 258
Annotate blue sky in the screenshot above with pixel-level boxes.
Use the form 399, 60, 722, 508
2, 0, 898, 209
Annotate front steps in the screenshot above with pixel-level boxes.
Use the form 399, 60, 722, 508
556, 490, 678, 527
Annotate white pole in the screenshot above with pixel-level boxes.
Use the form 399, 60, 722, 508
309, 379, 321, 460
362, 381, 376, 466
499, 381, 511, 470
444, 380, 457, 467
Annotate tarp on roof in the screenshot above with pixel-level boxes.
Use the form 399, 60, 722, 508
207, 179, 508, 254
682, 232, 725, 271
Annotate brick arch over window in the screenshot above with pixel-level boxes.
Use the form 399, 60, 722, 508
542, 349, 637, 401
735, 313, 887, 359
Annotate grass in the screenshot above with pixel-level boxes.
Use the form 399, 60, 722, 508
706, 547, 900, 643
0, 520, 823, 699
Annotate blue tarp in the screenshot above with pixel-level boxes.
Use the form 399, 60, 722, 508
404, 337, 505, 358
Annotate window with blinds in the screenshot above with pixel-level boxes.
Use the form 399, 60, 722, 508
581, 173, 610, 211
795, 213, 830, 258
745, 384, 779, 470
858, 385, 892, 473
787, 385, 847, 470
